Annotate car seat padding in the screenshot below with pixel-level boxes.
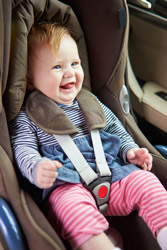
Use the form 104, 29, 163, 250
4, 0, 91, 124
26, 89, 107, 135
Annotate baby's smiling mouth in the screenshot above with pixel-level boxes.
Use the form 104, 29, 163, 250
60, 82, 75, 90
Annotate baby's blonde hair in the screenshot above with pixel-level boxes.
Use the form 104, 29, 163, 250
28, 23, 72, 56
27, 23, 73, 90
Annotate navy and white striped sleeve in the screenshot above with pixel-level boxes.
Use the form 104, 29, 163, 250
9, 108, 44, 186
96, 98, 139, 162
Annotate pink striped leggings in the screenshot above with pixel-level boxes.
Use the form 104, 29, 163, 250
46, 170, 167, 249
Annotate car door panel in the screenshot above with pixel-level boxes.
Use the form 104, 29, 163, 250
127, 1, 167, 145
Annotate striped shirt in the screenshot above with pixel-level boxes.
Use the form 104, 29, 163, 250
10, 97, 139, 186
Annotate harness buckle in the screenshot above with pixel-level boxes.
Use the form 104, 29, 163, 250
84, 175, 111, 214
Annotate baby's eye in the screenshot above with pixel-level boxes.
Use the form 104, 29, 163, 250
71, 62, 79, 67
53, 65, 61, 69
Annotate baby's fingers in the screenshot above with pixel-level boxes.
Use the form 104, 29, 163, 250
43, 160, 62, 171
36, 160, 61, 188
39, 177, 55, 188
141, 155, 153, 171
52, 160, 62, 169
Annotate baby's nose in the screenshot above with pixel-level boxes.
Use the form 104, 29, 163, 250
64, 67, 75, 78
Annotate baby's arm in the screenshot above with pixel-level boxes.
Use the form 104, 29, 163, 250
126, 147, 153, 171
36, 160, 62, 189
10, 108, 62, 188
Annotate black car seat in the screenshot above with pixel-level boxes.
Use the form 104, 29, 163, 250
1, 0, 167, 249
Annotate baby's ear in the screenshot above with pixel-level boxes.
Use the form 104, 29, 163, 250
26, 75, 35, 91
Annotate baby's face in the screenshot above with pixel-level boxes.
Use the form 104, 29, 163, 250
28, 35, 84, 105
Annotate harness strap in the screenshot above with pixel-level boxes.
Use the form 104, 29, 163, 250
53, 133, 97, 186
91, 129, 111, 177
54, 129, 112, 214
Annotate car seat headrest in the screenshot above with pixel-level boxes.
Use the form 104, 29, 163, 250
4, 0, 90, 123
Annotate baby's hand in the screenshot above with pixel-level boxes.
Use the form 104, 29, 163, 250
36, 160, 62, 189
126, 147, 153, 171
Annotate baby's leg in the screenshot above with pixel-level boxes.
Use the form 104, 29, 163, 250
46, 183, 116, 250
77, 232, 116, 250
106, 170, 167, 248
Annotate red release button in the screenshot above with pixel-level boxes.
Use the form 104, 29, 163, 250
98, 185, 108, 198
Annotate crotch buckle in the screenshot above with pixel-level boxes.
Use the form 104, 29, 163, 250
85, 176, 111, 214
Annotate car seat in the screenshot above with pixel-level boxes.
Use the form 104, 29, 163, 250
1, 0, 167, 249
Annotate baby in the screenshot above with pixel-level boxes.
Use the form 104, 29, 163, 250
10, 23, 167, 250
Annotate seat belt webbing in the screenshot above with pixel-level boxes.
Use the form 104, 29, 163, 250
91, 129, 111, 177
54, 129, 111, 185
53, 133, 98, 185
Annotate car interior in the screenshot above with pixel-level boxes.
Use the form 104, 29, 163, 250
0, 0, 167, 249
127, 0, 167, 155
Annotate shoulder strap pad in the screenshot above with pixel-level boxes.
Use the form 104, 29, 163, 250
26, 89, 106, 135
76, 89, 106, 131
